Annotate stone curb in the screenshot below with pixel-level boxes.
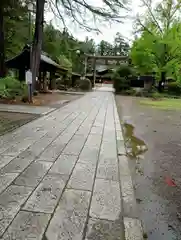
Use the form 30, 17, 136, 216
114, 104, 144, 240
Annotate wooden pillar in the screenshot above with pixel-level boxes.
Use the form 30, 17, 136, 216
72, 75, 75, 88
50, 71, 56, 90
93, 58, 96, 88
42, 70, 47, 92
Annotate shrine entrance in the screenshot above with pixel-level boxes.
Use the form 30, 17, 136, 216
84, 55, 129, 86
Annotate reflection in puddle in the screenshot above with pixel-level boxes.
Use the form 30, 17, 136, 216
123, 122, 148, 159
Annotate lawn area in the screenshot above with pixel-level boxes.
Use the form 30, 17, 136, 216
140, 98, 181, 110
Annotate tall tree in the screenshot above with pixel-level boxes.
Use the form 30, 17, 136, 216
98, 40, 113, 56
31, 0, 45, 90
0, 0, 34, 77
0, 2, 6, 77
113, 32, 129, 56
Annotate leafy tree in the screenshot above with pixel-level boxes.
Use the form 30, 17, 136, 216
0, 0, 34, 77
97, 40, 113, 56
132, 0, 181, 85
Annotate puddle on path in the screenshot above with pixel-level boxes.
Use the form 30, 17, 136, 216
123, 122, 148, 159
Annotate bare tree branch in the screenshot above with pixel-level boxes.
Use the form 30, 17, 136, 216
141, 0, 163, 33
50, 0, 127, 32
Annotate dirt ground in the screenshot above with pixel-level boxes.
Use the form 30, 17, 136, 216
0, 92, 81, 106
115, 95, 181, 240
0, 111, 38, 136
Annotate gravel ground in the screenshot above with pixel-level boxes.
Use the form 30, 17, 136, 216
115, 95, 181, 240
0, 111, 38, 136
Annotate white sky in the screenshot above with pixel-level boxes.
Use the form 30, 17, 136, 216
45, 0, 142, 44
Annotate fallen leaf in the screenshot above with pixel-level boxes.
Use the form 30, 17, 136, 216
165, 177, 176, 186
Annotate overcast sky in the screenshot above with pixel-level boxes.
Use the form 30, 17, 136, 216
45, 0, 142, 44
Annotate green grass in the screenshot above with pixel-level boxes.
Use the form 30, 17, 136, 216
140, 98, 181, 110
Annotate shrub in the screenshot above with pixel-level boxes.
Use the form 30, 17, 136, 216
151, 91, 162, 99
112, 65, 132, 93
167, 82, 181, 95
116, 65, 132, 77
0, 76, 28, 100
56, 74, 71, 89
78, 78, 92, 91
121, 88, 137, 96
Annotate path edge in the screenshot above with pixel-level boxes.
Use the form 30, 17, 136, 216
113, 100, 144, 240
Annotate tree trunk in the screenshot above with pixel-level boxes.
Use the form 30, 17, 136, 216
31, 0, 45, 91
0, 6, 6, 78
158, 71, 166, 92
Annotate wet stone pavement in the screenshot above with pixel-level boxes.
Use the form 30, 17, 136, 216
0, 87, 142, 240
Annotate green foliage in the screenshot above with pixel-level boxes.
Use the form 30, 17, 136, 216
113, 65, 132, 93
114, 32, 129, 56
131, 32, 157, 74
167, 82, 181, 95
3, 1, 33, 59
121, 89, 137, 96
56, 73, 72, 90
97, 34, 129, 56
131, 0, 181, 82
78, 78, 92, 91
116, 65, 132, 77
0, 76, 27, 99
151, 91, 162, 99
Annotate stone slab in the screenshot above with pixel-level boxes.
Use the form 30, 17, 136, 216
121, 176, 134, 198
117, 140, 126, 155
45, 189, 91, 240
85, 218, 124, 240
90, 179, 121, 221
0, 173, 18, 194
23, 174, 68, 213
26, 135, 56, 157
1, 139, 34, 157
97, 157, 119, 181
14, 161, 52, 187
49, 154, 77, 175
76, 126, 91, 136
78, 146, 99, 165
124, 218, 143, 240
37, 142, 66, 162
2, 211, 50, 240
102, 131, 116, 142
90, 126, 103, 135
68, 162, 96, 191
62, 135, 86, 155
115, 123, 122, 131
0, 155, 15, 170
100, 142, 117, 159
116, 131, 124, 141
119, 156, 131, 177
85, 134, 102, 148
0, 185, 33, 236
0, 151, 35, 174
120, 175, 138, 218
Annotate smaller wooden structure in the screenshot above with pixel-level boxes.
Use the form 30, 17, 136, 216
6, 45, 69, 91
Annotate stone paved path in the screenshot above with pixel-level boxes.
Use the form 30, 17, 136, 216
0, 86, 143, 240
